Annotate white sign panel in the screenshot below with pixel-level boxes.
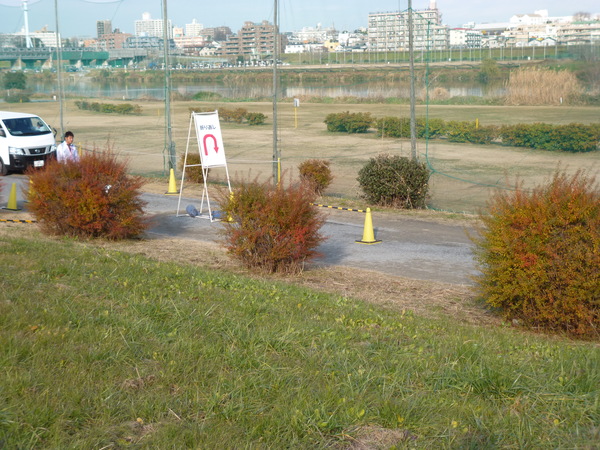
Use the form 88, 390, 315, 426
193, 111, 227, 168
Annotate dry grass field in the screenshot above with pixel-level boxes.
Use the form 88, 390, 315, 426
4, 99, 599, 212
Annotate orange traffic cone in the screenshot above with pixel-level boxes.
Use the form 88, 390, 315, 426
356, 208, 381, 244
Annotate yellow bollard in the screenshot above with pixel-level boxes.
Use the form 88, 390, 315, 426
227, 191, 234, 222
356, 208, 381, 244
26, 178, 34, 202
3, 183, 21, 211
165, 168, 179, 195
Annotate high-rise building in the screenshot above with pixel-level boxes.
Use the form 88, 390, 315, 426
97, 20, 112, 39
186, 19, 204, 37
134, 12, 172, 38
368, 2, 448, 51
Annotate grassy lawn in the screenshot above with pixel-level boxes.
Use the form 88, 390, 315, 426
1, 234, 599, 448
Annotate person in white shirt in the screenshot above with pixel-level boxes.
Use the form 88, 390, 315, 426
56, 131, 80, 163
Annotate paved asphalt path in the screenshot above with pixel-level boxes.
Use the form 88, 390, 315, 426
1, 175, 478, 285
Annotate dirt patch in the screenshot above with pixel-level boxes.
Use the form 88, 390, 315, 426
343, 425, 417, 449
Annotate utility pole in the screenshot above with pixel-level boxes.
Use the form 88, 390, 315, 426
162, 0, 175, 171
53, 0, 64, 138
272, 0, 279, 184
408, 0, 417, 161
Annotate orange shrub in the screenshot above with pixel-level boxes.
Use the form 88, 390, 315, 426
471, 170, 600, 338
298, 159, 333, 195
178, 151, 207, 184
26, 152, 148, 239
219, 179, 326, 273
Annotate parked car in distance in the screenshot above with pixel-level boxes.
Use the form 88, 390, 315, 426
0, 111, 57, 175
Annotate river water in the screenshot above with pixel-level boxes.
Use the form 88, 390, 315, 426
30, 77, 505, 101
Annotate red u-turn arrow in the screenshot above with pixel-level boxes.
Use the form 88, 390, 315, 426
203, 134, 219, 156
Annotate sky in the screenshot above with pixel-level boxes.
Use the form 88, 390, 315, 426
0, 0, 598, 38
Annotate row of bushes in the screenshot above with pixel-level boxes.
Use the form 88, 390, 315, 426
500, 123, 600, 153
75, 100, 142, 115
24, 149, 598, 338
3, 90, 31, 103
324, 111, 374, 133
377, 116, 600, 151
326, 112, 600, 152
189, 106, 266, 125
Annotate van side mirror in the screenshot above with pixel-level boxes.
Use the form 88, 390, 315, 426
52, 127, 57, 137
0, 129, 5, 138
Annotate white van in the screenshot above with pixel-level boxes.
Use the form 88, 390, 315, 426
0, 111, 57, 175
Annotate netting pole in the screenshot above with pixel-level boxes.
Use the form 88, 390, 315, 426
162, 0, 175, 173
272, 0, 279, 184
54, 0, 64, 138
408, 0, 417, 161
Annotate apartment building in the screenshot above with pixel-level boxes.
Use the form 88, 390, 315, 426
448, 28, 482, 48
557, 20, 600, 45
134, 12, 172, 39
98, 31, 132, 50
293, 24, 337, 43
174, 35, 208, 55
14, 26, 58, 48
97, 20, 112, 39
186, 19, 204, 37
368, 2, 448, 51
217, 20, 282, 58
449, 28, 482, 48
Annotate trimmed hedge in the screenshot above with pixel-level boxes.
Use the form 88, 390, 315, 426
3, 89, 31, 103
188, 106, 267, 125
373, 116, 600, 152
499, 123, 600, 153
324, 111, 373, 133
357, 154, 430, 209
75, 100, 142, 115
445, 121, 498, 145
375, 117, 446, 139
246, 112, 266, 125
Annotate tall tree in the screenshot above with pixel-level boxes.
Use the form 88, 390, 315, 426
3, 72, 27, 90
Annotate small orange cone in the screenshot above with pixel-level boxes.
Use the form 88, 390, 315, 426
356, 208, 381, 244
3, 183, 21, 211
165, 168, 179, 195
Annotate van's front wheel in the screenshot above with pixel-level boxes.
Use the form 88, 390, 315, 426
0, 158, 8, 176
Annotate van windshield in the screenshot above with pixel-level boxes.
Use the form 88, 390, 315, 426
3, 117, 51, 136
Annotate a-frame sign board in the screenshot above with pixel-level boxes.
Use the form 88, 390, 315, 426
176, 111, 232, 221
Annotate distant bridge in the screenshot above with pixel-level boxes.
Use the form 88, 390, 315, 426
0, 48, 149, 69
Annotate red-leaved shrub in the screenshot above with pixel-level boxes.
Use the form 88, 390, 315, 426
471, 169, 600, 338
219, 179, 326, 273
298, 159, 333, 195
26, 152, 148, 239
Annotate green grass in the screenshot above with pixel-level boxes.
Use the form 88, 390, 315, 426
1, 234, 599, 448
